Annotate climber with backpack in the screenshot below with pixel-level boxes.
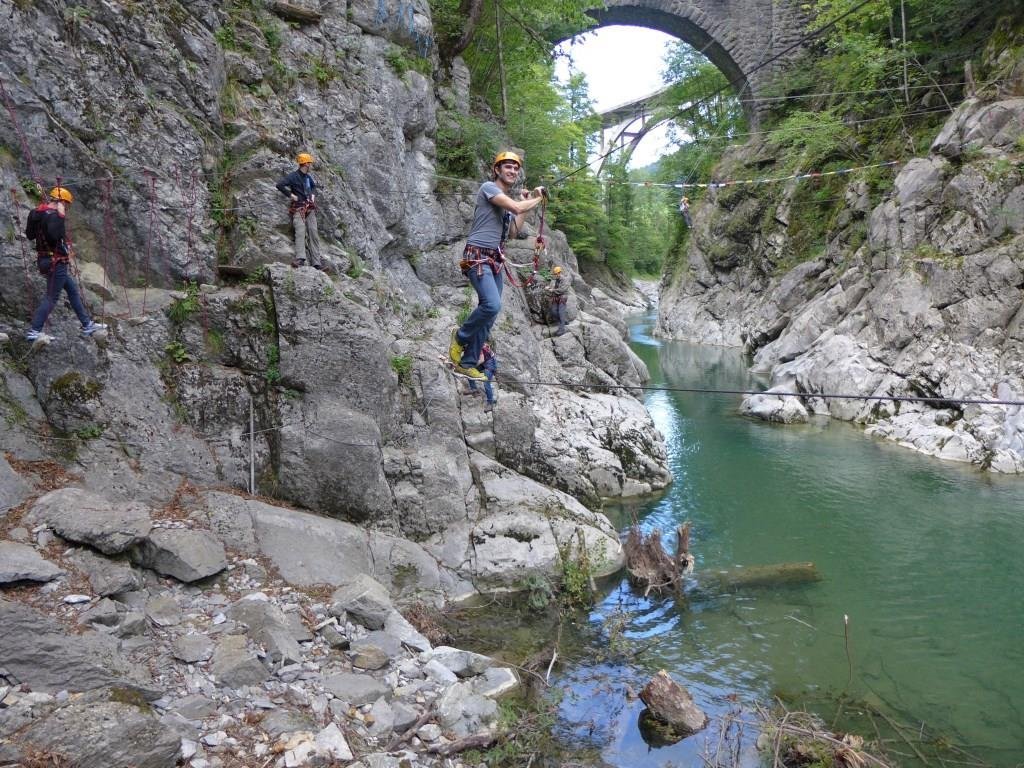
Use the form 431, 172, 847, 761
24, 186, 107, 345
448, 150, 546, 381
276, 152, 324, 270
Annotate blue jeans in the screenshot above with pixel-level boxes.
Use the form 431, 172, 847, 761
467, 376, 495, 404
457, 266, 503, 368
31, 260, 91, 331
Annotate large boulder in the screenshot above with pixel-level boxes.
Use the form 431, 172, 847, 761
425, 452, 625, 592
26, 487, 152, 555
0, 541, 63, 583
22, 694, 181, 768
0, 599, 157, 696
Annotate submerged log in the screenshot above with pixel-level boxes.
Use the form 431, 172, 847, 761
625, 522, 820, 598
699, 562, 821, 592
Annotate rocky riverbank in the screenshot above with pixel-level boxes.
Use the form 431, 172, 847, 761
659, 76, 1024, 472
1, 485, 524, 768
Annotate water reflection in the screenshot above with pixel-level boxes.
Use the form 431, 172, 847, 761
561, 313, 1024, 767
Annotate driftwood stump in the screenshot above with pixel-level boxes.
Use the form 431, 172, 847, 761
624, 522, 693, 596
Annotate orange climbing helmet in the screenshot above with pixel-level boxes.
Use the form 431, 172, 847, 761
49, 186, 73, 204
493, 151, 521, 169
296, 153, 314, 166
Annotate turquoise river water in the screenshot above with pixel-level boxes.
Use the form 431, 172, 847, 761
537, 312, 1024, 767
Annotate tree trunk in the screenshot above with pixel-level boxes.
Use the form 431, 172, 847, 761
496, 3, 508, 123
443, 0, 485, 60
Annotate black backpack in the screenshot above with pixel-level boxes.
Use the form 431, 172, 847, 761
24, 207, 44, 243
25, 207, 58, 275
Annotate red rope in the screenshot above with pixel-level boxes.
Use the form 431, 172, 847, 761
142, 172, 157, 316
99, 177, 133, 318
8, 187, 35, 311
174, 166, 209, 333
0, 79, 40, 182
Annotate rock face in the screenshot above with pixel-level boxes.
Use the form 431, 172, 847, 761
0, 4, 670, 762
659, 93, 1024, 472
0, 0, 669, 595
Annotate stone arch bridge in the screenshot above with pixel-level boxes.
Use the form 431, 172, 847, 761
581, 0, 810, 127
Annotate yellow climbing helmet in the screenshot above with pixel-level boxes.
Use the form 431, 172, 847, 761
49, 186, 73, 204
493, 151, 521, 169
296, 153, 314, 166
552, 266, 562, 275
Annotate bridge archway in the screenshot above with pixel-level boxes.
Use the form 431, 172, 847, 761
572, 0, 809, 127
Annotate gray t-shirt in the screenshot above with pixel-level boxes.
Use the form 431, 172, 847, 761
466, 181, 512, 249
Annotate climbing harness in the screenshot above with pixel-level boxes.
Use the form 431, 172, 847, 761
289, 199, 316, 218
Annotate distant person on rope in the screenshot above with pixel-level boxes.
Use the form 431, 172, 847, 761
276, 152, 323, 270
678, 195, 692, 227
24, 186, 107, 344
546, 265, 570, 336
449, 150, 546, 380
466, 342, 498, 412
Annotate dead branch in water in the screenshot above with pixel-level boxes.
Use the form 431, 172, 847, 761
624, 522, 693, 596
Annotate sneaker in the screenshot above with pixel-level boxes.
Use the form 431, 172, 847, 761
26, 329, 55, 343
81, 321, 108, 337
448, 328, 464, 365
453, 364, 487, 381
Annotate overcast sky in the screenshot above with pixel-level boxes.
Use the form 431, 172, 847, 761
554, 26, 677, 169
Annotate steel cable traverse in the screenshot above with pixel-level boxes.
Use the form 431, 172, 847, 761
507, 379, 1024, 408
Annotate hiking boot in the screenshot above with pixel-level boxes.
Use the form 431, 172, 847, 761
81, 321, 108, 337
453, 364, 487, 381
484, 402, 494, 413
448, 328, 464, 365
26, 329, 55, 344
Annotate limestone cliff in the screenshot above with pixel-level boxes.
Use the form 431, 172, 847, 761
658, 29, 1024, 472
0, 0, 670, 594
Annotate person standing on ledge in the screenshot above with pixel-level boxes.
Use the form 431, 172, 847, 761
276, 152, 323, 270
24, 186, 106, 344
448, 150, 546, 380
546, 265, 570, 336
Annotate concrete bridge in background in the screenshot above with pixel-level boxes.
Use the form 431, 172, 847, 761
586, 0, 810, 118
577, 0, 810, 168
